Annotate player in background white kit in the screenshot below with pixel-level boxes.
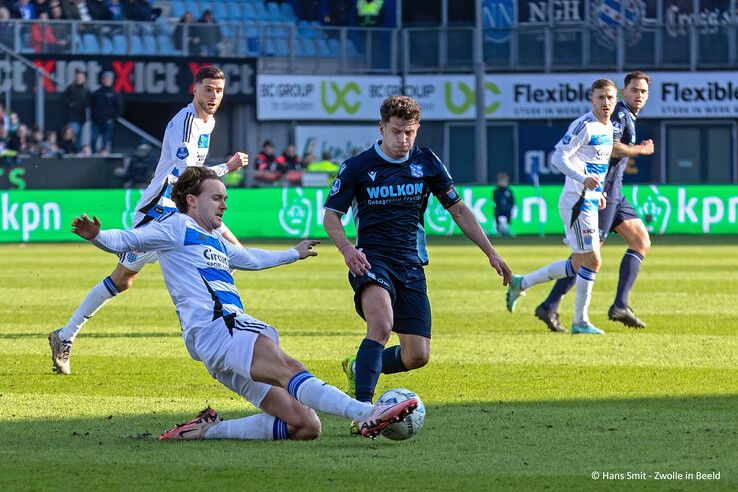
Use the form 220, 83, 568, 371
70, 167, 419, 440
48, 66, 248, 374
505, 79, 617, 334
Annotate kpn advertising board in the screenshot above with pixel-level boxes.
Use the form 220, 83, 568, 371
2, 186, 736, 242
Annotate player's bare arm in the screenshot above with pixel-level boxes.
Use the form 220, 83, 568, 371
446, 201, 512, 285
611, 139, 654, 158
226, 152, 249, 172
294, 240, 320, 259
323, 210, 371, 276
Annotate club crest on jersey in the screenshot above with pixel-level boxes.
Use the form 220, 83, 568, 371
562, 134, 572, 145
612, 121, 622, 131
410, 164, 423, 178
198, 134, 209, 148
368, 171, 377, 181
446, 186, 458, 201
330, 178, 341, 195
176, 146, 189, 159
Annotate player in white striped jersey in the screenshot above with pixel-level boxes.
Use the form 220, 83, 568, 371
506, 79, 617, 334
48, 66, 248, 375
70, 167, 419, 441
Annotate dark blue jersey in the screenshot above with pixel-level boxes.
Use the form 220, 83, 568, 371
323, 141, 460, 265
604, 99, 637, 200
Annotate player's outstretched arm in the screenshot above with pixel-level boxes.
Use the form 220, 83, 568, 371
227, 241, 318, 271
323, 210, 371, 276
446, 201, 512, 285
294, 239, 320, 259
611, 139, 654, 158
71, 214, 101, 240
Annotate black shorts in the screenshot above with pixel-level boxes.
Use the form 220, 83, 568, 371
348, 257, 431, 339
599, 196, 641, 240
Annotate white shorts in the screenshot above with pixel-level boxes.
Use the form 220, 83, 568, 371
118, 250, 158, 272
559, 206, 600, 254
184, 314, 279, 408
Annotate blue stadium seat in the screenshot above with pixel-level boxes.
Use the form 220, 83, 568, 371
81, 33, 100, 54
251, 2, 269, 21
297, 38, 317, 58
184, 1, 198, 16
281, 2, 297, 22
265, 2, 282, 22
213, 2, 228, 19
112, 34, 127, 54
100, 36, 114, 54
171, 1, 186, 18
157, 34, 178, 55
129, 34, 145, 55
328, 38, 341, 57
317, 38, 332, 57
240, 3, 256, 21
142, 34, 157, 54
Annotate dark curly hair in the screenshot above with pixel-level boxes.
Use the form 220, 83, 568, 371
171, 167, 220, 213
380, 95, 422, 123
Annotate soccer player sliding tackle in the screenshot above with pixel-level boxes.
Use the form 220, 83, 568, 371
71, 167, 417, 441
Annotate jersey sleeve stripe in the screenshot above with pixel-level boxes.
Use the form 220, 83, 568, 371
183, 113, 194, 143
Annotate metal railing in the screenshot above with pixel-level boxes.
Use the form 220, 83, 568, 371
3, 18, 738, 74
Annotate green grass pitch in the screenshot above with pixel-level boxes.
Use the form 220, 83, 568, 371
0, 236, 736, 490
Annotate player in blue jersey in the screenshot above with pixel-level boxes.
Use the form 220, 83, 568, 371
323, 95, 512, 409
505, 79, 617, 334
48, 66, 248, 375
70, 167, 419, 441
534, 72, 655, 332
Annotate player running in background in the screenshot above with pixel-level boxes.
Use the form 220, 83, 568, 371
48, 66, 248, 375
323, 95, 512, 411
534, 72, 655, 332
70, 167, 418, 441
506, 79, 617, 335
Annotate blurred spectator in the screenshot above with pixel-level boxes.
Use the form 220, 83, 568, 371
0, 103, 9, 129
105, 0, 124, 20
116, 143, 155, 187
27, 125, 44, 156
48, 2, 71, 49
13, 0, 36, 20
0, 126, 17, 165
493, 172, 515, 237
174, 11, 201, 54
277, 144, 303, 186
0, 7, 14, 46
34, 0, 51, 17
307, 150, 339, 176
7, 122, 29, 154
59, 124, 79, 154
7, 111, 19, 133
61, 67, 89, 150
40, 129, 63, 157
90, 70, 123, 154
79, 143, 92, 155
302, 151, 316, 168
123, 0, 160, 21
30, 12, 60, 52
278, 144, 303, 171
193, 9, 221, 56
254, 139, 284, 185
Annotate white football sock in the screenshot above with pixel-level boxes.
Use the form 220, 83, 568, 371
204, 413, 287, 440
573, 267, 597, 324
288, 371, 372, 421
522, 259, 574, 290
58, 276, 118, 341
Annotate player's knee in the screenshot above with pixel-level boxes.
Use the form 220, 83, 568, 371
290, 410, 321, 441
366, 322, 392, 344
111, 273, 136, 292
403, 349, 430, 370
633, 236, 651, 255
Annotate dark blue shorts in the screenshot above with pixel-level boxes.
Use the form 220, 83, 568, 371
348, 257, 431, 339
599, 196, 641, 240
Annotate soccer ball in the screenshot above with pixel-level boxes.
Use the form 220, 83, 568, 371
376, 388, 425, 441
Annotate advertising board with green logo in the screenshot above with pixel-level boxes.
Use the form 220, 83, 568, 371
1, 185, 736, 243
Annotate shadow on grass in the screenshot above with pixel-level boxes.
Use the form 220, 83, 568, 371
1, 395, 735, 490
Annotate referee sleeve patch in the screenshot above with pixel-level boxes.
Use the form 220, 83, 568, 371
176, 146, 189, 159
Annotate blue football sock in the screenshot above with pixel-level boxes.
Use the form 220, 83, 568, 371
354, 338, 384, 403
541, 274, 576, 312
614, 249, 644, 308
381, 345, 407, 374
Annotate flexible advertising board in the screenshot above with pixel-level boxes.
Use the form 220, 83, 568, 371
261, 72, 738, 121
2, 185, 736, 243
257, 74, 402, 120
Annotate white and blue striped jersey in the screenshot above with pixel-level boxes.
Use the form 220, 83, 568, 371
91, 213, 299, 335
552, 111, 613, 211
134, 104, 229, 226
